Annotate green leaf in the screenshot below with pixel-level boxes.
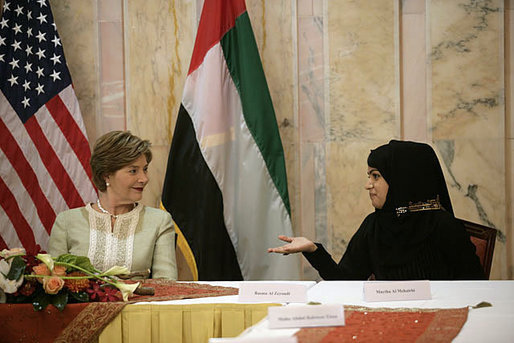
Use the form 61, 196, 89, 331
69, 291, 89, 303
56, 254, 96, 273
6, 256, 26, 281
51, 292, 69, 311
32, 292, 51, 311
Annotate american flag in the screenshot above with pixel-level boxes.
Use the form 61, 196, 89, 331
0, 0, 96, 251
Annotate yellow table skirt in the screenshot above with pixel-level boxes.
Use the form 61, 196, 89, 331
97, 303, 280, 343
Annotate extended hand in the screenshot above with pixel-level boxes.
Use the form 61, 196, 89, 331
267, 235, 317, 254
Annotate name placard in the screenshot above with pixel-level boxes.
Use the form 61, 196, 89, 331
268, 304, 345, 329
238, 283, 307, 303
363, 280, 431, 302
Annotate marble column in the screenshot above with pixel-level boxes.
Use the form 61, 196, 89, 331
428, 0, 507, 279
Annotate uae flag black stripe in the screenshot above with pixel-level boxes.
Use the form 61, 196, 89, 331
162, 0, 299, 280
162, 105, 243, 280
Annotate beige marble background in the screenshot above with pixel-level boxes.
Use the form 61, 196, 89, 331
46, 0, 512, 280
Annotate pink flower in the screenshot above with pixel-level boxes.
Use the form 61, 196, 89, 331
43, 276, 64, 295
52, 265, 66, 277
32, 263, 51, 284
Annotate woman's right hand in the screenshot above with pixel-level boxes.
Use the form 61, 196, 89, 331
267, 235, 317, 254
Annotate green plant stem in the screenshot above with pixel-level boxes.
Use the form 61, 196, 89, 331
53, 262, 120, 288
25, 275, 93, 280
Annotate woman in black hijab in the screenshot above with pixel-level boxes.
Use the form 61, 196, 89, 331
268, 140, 485, 280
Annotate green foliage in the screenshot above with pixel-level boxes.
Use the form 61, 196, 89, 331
56, 254, 96, 273
6, 256, 26, 281
32, 289, 51, 311
51, 291, 69, 311
69, 291, 89, 303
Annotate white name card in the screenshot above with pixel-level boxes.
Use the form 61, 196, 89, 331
209, 337, 297, 343
238, 283, 307, 303
363, 280, 432, 302
268, 304, 345, 329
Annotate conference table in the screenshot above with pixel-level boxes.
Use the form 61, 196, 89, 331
4, 280, 513, 342
97, 281, 316, 343
238, 280, 514, 342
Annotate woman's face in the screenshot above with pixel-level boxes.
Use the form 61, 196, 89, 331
365, 166, 389, 209
105, 155, 149, 205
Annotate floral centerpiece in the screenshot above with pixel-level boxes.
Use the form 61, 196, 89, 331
0, 247, 140, 311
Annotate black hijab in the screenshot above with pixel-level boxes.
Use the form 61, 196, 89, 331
366, 140, 454, 266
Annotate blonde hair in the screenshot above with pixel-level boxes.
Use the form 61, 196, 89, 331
90, 131, 152, 192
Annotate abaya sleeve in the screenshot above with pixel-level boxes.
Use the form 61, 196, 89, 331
303, 215, 373, 280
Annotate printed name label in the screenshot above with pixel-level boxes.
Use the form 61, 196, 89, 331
363, 280, 431, 302
268, 304, 345, 329
238, 283, 307, 303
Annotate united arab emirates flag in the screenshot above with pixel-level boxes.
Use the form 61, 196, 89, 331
162, 0, 300, 280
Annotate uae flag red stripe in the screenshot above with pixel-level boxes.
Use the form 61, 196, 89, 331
188, 1, 246, 74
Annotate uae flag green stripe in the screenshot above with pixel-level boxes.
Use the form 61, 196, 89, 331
162, 0, 299, 280
220, 11, 290, 214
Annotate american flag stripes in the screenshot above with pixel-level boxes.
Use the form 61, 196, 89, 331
0, 0, 96, 251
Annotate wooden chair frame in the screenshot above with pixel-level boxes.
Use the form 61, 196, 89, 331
458, 218, 497, 279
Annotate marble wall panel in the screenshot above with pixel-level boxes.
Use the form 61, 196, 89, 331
99, 0, 123, 21
125, 0, 196, 207
99, 20, 124, 128
298, 4, 326, 279
508, 0, 514, 278
326, 0, 399, 260
401, 0, 428, 141
429, 0, 503, 139
428, 0, 507, 278
50, 0, 99, 147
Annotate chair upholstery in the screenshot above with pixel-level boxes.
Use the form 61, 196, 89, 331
458, 219, 497, 279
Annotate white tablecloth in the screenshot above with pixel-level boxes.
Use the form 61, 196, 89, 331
240, 280, 514, 342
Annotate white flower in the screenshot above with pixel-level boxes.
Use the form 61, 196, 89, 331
36, 253, 54, 271
0, 259, 24, 294
116, 281, 140, 301
0, 248, 26, 259
103, 265, 130, 276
